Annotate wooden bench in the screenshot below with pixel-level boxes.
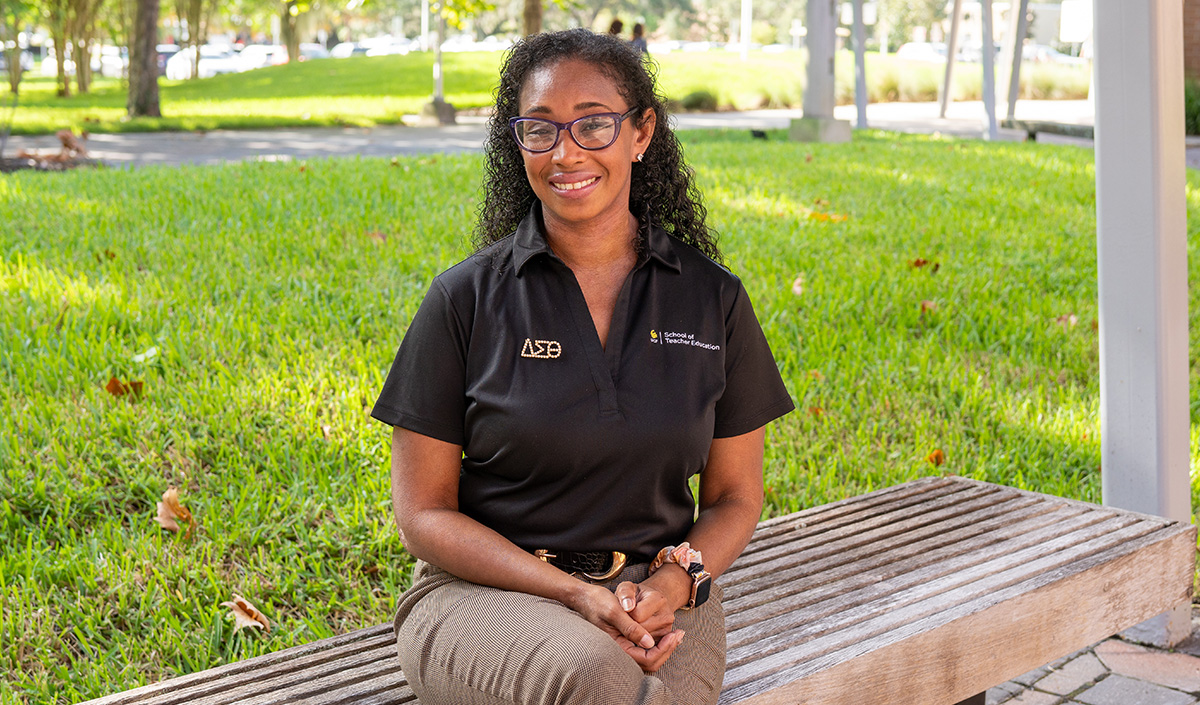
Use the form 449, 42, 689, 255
78, 476, 1194, 705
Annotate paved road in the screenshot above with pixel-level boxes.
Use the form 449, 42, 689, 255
11, 99, 1187, 169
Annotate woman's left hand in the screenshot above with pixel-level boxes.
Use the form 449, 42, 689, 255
614, 567, 691, 639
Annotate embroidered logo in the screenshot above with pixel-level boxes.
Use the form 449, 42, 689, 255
521, 338, 562, 359
655, 330, 720, 351
650, 329, 661, 344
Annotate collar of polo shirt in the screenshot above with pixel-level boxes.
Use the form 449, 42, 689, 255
511, 202, 683, 277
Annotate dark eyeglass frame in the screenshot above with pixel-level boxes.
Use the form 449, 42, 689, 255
508, 107, 640, 153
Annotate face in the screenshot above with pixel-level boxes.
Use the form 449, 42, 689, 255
516, 58, 655, 234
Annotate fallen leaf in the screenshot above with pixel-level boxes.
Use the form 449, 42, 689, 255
805, 153, 813, 163
909, 258, 929, 268
809, 370, 825, 381
320, 424, 332, 440
298, 165, 307, 172
813, 197, 830, 207
221, 594, 270, 632
808, 211, 849, 223
1090, 319, 1099, 332
104, 376, 143, 398
1056, 313, 1078, 329
808, 406, 824, 417
154, 487, 194, 537
920, 300, 938, 313
927, 449, 946, 466
791, 274, 805, 296
366, 231, 388, 243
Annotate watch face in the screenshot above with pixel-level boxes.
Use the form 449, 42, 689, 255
692, 573, 712, 608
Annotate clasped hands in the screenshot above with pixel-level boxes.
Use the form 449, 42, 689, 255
574, 568, 690, 673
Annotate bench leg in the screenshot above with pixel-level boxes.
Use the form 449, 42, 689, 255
954, 694, 985, 705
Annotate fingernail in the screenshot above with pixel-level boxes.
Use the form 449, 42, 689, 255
677, 632, 686, 645
640, 634, 655, 649
622, 598, 634, 611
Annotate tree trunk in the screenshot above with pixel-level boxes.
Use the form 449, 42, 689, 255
522, 0, 541, 36
282, 2, 300, 63
0, 14, 22, 94
186, 0, 203, 78
48, 0, 71, 97
127, 0, 160, 117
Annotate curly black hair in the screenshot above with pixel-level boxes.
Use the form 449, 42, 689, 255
473, 28, 720, 262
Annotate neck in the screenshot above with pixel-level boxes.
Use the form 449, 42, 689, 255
542, 208, 639, 271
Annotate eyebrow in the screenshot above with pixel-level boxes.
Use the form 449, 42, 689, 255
523, 100, 613, 116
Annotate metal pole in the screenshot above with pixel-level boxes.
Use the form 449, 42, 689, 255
1002, 0, 1030, 120
433, 9, 444, 101
980, 0, 998, 139
853, 0, 867, 128
940, 0, 963, 118
1095, 0, 1191, 646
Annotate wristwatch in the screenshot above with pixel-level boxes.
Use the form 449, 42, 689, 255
684, 562, 712, 610
651, 542, 712, 610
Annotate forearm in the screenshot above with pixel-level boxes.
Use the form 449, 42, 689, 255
642, 493, 762, 611
401, 506, 591, 609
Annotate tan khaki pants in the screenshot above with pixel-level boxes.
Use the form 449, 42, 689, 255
394, 561, 726, 705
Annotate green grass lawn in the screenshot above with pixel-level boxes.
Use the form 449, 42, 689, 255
0, 50, 1090, 136
1, 131, 1196, 703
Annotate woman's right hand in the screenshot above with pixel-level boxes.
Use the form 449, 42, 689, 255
568, 583, 685, 673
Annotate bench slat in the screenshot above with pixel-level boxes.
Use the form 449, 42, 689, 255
719, 516, 1192, 704
76, 478, 1194, 705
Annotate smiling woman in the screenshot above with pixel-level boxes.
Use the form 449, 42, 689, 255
370, 28, 794, 705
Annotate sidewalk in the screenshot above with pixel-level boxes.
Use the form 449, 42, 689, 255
2, 99, 1106, 169
985, 612, 1200, 705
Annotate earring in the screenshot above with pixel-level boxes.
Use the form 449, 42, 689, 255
636, 153, 644, 162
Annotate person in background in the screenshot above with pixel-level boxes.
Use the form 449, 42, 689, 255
608, 18, 624, 37
630, 23, 648, 55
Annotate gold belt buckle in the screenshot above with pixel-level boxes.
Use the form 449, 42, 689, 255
582, 551, 627, 581
534, 549, 627, 582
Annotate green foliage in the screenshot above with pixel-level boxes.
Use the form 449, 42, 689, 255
1186, 78, 1200, 136
680, 89, 718, 111
3, 132, 1198, 703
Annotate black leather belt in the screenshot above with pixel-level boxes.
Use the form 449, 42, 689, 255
533, 549, 628, 581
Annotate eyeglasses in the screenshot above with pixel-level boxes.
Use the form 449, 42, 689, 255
509, 107, 640, 153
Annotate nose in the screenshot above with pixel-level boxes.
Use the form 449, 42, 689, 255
551, 128, 586, 164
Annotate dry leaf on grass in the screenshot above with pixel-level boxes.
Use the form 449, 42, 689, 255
1056, 313, 1078, 329
154, 487, 195, 538
927, 449, 946, 466
808, 406, 824, 418
791, 274, 805, 297
808, 211, 849, 223
920, 300, 938, 314
105, 376, 144, 399
221, 594, 270, 632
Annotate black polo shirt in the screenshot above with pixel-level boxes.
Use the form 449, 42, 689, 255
372, 204, 794, 561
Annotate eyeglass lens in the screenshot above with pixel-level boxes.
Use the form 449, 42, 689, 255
515, 114, 620, 152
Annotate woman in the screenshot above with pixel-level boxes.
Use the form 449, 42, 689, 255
372, 29, 793, 705
630, 24, 648, 55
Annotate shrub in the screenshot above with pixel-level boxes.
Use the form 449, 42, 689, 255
680, 89, 719, 111
1185, 78, 1200, 136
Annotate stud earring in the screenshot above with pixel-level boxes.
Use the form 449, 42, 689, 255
636, 153, 644, 162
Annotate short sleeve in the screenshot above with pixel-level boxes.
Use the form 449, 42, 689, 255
371, 278, 468, 445
713, 282, 795, 438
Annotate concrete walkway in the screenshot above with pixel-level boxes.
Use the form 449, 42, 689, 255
1, 99, 1108, 169
986, 611, 1200, 705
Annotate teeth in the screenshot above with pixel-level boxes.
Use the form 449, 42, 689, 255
554, 177, 598, 191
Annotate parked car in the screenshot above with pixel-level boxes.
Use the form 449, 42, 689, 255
236, 44, 287, 71
155, 44, 181, 75
165, 45, 241, 79
330, 41, 369, 58
363, 37, 413, 56
298, 43, 330, 61
1022, 43, 1087, 66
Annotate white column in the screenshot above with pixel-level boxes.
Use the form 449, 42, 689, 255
1094, 0, 1191, 647
852, 0, 867, 128
803, 0, 836, 119
940, 0, 963, 118
980, 0, 998, 139
740, 0, 752, 61
421, 0, 430, 51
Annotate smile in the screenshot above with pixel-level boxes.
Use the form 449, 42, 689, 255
552, 176, 599, 191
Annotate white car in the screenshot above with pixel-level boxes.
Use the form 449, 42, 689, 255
236, 44, 287, 71
165, 45, 241, 80
365, 37, 413, 56
895, 42, 947, 62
